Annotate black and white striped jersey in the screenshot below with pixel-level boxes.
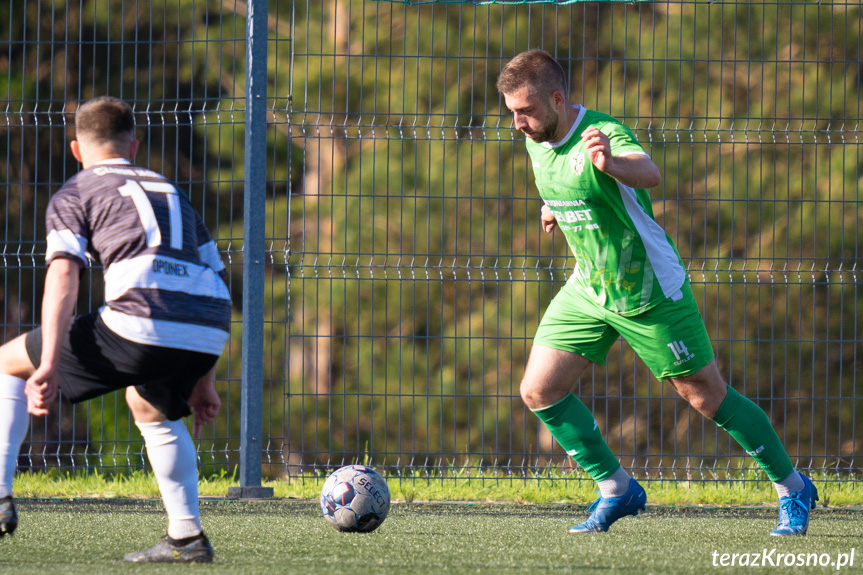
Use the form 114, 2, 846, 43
45, 158, 231, 355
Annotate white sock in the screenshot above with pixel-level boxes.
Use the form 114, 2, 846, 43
774, 470, 804, 498
597, 465, 632, 499
136, 419, 203, 540
0, 375, 29, 499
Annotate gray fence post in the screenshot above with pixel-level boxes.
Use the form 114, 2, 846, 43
227, 0, 273, 500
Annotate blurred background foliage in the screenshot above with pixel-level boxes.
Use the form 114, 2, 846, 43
1, 0, 860, 480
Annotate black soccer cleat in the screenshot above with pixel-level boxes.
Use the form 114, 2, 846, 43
123, 532, 214, 563
0, 496, 17, 537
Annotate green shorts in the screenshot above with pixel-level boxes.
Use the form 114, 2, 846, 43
534, 278, 715, 380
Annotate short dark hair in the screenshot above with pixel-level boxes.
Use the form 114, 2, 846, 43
496, 49, 568, 100
75, 96, 136, 148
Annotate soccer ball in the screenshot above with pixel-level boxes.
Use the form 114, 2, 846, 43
320, 465, 390, 533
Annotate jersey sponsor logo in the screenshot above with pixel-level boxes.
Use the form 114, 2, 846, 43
152, 259, 190, 277
569, 151, 585, 176
667, 340, 696, 366
544, 199, 587, 207
550, 207, 598, 233
551, 208, 594, 224
545, 200, 595, 230
104, 254, 230, 303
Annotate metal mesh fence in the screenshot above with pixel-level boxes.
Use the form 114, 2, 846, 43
1, 1, 860, 485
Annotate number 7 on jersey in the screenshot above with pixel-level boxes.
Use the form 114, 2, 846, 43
118, 180, 183, 250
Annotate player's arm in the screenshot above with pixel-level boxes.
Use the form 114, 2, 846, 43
581, 127, 661, 189
26, 257, 82, 415
540, 204, 557, 234
187, 364, 221, 438
189, 209, 225, 437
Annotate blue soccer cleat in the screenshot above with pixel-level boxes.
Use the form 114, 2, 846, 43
771, 473, 818, 536
569, 478, 647, 533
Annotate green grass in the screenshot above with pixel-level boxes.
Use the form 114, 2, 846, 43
2, 499, 862, 574
11, 469, 863, 507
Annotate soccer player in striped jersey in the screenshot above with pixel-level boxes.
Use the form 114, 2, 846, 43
0, 96, 231, 562
496, 50, 817, 536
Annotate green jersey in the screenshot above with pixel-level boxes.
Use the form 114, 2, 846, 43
526, 106, 686, 315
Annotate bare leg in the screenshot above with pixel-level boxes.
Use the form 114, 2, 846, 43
666, 360, 727, 418
0, 335, 37, 380
520, 345, 591, 409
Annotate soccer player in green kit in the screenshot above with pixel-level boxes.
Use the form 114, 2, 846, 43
496, 50, 816, 536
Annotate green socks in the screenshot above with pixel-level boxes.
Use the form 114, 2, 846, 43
532, 387, 794, 484
532, 393, 622, 481
711, 385, 795, 482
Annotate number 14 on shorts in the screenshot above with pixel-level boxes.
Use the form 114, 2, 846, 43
667, 340, 695, 366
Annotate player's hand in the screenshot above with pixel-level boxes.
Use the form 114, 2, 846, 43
188, 379, 221, 438
581, 127, 614, 174
540, 204, 557, 233
25, 363, 59, 416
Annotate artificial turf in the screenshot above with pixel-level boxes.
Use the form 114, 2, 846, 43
1, 499, 861, 574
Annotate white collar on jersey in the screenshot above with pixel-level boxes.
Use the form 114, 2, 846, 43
541, 105, 587, 149
93, 158, 132, 165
